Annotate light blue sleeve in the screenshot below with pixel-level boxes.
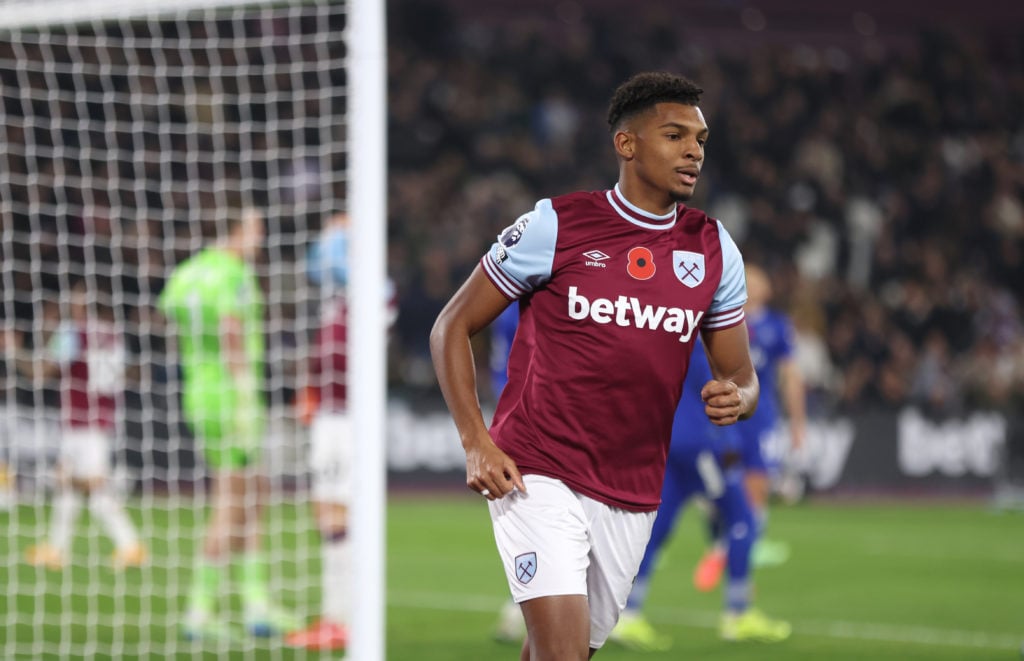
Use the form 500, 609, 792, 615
711, 220, 747, 314
48, 322, 81, 365
480, 199, 558, 300
306, 226, 349, 288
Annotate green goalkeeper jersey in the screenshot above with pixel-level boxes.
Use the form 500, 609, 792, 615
159, 247, 264, 383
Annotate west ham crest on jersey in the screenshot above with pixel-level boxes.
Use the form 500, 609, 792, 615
673, 250, 705, 288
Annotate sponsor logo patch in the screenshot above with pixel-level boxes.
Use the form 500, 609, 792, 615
499, 215, 531, 249
567, 286, 703, 343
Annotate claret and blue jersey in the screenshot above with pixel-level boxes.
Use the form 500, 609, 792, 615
481, 184, 747, 512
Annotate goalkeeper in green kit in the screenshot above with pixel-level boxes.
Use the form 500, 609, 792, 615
159, 208, 299, 641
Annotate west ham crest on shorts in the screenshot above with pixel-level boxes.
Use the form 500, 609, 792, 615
673, 250, 705, 288
514, 552, 537, 584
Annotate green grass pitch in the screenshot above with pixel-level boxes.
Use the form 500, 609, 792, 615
1, 493, 1021, 659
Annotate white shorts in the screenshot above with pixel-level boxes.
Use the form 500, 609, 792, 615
310, 411, 352, 504
61, 428, 112, 480
487, 474, 656, 649
0, 404, 60, 466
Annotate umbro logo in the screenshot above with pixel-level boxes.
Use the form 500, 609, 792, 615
583, 250, 610, 268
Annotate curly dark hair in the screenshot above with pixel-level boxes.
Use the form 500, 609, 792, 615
606, 72, 704, 130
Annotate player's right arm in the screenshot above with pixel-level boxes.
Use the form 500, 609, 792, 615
430, 265, 526, 500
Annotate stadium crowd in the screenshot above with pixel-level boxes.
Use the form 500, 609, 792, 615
386, 4, 1024, 418
0, 2, 1021, 422
3, 3, 1020, 656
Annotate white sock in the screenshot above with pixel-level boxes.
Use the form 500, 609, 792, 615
322, 532, 351, 624
88, 487, 139, 549
50, 489, 82, 552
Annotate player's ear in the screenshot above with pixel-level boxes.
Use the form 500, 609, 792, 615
613, 129, 635, 160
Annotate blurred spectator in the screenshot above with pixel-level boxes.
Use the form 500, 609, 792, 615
910, 330, 963, 416
2, 2, 1022, 414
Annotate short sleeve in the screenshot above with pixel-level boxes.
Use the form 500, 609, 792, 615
480, 199, 558, 300
703, 220, 747, 330
48, 323, 81, 365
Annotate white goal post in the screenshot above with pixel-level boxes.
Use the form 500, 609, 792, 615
346, 0, 388, 659
0, 0, 387, 658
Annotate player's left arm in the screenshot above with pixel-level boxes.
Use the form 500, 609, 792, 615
701, 323, 759, 425
699, 220, 757, 425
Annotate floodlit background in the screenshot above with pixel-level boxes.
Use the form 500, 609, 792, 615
387, 0, 1024, 497
1, 0, 1022, 658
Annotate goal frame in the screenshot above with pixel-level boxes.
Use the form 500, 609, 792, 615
0, 1, 389, 658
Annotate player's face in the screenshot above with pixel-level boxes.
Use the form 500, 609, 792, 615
627, 102, 708, 203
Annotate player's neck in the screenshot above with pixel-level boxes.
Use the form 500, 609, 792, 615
615, 179, 678, 217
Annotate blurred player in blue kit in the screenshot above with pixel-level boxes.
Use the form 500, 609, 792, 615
693, 263, 807, 589
609, 338, 790, 649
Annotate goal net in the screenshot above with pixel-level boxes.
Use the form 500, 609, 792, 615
0, 0, 384, 657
